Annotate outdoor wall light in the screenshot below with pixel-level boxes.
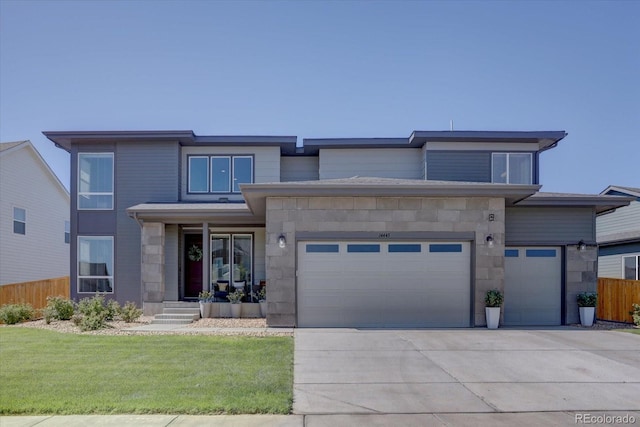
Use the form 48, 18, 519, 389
278, 234, 286, 249
486, 234, 494, 248
578, 240, 587, 252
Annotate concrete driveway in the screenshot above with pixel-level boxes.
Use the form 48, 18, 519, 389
294, 328, 640, 421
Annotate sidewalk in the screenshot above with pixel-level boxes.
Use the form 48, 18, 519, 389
3, 412, 639, 426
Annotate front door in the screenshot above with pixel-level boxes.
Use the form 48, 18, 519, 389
184, 234, 203, 298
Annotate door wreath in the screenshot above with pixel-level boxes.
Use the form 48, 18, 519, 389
188, 245, 203, 262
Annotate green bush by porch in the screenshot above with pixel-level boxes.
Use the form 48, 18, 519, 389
0, 329, 293, 415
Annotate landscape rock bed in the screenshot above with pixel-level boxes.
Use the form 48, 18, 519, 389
5, 316, 292, 336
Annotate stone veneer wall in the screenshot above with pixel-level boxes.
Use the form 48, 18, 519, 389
565, 246, 598, 324
265, 196, 506, 327
141, 222, 165, 315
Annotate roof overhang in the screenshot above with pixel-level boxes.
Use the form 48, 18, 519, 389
241, 178, 541, 217
410, 130, 567, 152
126, 202, 263, 224
43, 130, 298, 155
514, 192, 633, 214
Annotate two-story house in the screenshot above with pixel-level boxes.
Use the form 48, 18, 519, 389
597, 185, 640, 280
0, 140, 70, 285
44, 130, 631, 328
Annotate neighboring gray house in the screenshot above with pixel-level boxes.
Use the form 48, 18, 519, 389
44, 130, 630, 327
0, 140, 70, 285
597, 185, 640, 280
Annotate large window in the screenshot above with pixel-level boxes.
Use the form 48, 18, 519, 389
13, 207, 26, 234
492, 153, 532, 184
211, 234, 252, 285
78, 236, 114, 293
188, 155, 253, 194
623, 255, 640, 280
78, 153, 114, 209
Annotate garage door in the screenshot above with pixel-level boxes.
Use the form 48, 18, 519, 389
504, 247, 561, 326
297, 241, 471, 328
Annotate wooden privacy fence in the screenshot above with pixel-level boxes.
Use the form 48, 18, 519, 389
597, 277, 640, 324
0, 277, 69, 311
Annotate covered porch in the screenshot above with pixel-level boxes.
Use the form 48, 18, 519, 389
127, 202, 266, 316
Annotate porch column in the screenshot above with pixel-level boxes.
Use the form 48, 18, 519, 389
141, 222, 165, 315
202, 222, 209, 292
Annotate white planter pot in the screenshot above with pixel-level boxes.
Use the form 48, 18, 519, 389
579, 307, 595, 327
231, 303, 242, 318
485, 307, 501, 329
199, 302, 211, 318
259, 301, 267, 318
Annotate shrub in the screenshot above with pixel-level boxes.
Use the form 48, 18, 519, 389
76, 295, 109, 330
577, 292, 597, 307
71, 313, 83, 326
42, 307, 55, 324
80, 313, 107, 331
45, 296, 75, 320
632, 303, 640, 327
106, 299, 120, 321
0, 303, 35, 325
119, 301, 143, 323
484, 289, 503, 307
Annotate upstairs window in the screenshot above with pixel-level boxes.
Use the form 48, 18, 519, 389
188, 155, 253, 194
13, 207, 26, 234
78, 153, 114, 209
492, 153, 532, 184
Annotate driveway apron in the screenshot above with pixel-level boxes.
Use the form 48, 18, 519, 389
293, 328, 640, 415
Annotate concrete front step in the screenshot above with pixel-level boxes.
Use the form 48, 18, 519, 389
163, 307, 201, 315
151, 318, 195, 325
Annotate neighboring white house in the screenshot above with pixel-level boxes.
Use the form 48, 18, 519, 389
597, 185, 640, 280
0, 140, 70, 285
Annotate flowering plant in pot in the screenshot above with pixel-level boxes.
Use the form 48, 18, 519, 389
227, 289, 244, 318
258, 287, 267, 318
577, 292, 597, 327
198, 290, 213, 318
484, 289, 503, 329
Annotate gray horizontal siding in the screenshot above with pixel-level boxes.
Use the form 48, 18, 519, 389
115, 141, 180, 305
597, 201, 640, 241
426, 151, 491, 182
281, 156, 319, 182
505, 207, 595, 244
320, 148, 422, 180
598, 254, 623, 278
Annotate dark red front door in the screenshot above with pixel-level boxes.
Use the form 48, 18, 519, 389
184, 234, 203, 298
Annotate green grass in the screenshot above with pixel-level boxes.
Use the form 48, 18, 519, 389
615, 328, 640, 335
0, 328, 293, 415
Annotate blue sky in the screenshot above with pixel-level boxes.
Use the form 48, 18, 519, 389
1, 0, 638, 193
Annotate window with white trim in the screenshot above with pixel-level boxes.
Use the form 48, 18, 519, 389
78, 153, 114, 209
13, 207, 26, 234
78, 236, 114, 293
623, 255, 640, 280
492, 153, 532, 184
187, 155, 253, 194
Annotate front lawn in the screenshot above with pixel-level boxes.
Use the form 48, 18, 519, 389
615, 328, 640, 335
0, 328, 293, 415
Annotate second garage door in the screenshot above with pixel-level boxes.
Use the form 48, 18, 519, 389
297, 241, 471, 328
504, 247, 562, 326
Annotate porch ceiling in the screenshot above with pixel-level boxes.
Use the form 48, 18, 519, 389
126, 202, 264, 225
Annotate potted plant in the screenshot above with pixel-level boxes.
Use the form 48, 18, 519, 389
485, 289, 503, 329
227, 289, 244, 318
198, 290, 213, 318
577, 292, 597, 327
258, 287, 267, 318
